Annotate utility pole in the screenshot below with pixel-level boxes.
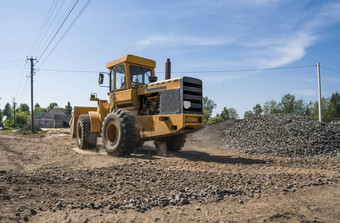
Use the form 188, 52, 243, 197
12, 98, 16, 127
317, 62, 322, 122
27, 57, 38, 132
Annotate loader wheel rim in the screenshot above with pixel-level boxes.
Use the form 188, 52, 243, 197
106, 121, 119, 146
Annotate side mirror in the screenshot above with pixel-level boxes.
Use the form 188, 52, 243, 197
98, 72, 109, 88
90, 93, 97, 99
98, 73, 104, 85
89, 93, 99, 101
149, 76, 158, 83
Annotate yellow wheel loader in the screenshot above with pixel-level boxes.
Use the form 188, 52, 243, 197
70, 55, 203, 156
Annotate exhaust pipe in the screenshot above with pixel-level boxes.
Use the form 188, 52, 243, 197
165, 58, 171, 80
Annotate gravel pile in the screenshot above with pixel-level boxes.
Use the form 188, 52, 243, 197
192, 114, 340, 158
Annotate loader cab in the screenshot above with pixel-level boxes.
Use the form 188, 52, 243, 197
109, 63, 155, 92
104, 55, 157, 111
106, 55, 157, 92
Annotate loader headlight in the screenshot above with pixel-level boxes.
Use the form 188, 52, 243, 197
183, 100, 191, 109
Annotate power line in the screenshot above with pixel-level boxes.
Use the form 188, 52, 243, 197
40, 68, 99, 73
37, 0, 80, 61
39, 0, 92, 68
321, 66, 340, 74
40, 64, 315, 74
34, 0, 68, 57
15, 60, 29, 99
17, 1, 58, 105
18, 77, 30, 104
28, 0, 58, 56
158, 65, 316, 74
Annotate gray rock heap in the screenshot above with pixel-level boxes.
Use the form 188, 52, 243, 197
194, 114, 340, 158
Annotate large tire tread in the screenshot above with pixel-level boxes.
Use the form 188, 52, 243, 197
77, 114, 97, 150
102, 109, 139, 157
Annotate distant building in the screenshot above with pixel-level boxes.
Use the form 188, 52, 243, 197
34, 107, 71, 128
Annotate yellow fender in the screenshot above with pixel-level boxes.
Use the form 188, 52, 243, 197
88, 99, 110, 133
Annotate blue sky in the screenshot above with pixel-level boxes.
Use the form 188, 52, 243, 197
0, 0, 339, 117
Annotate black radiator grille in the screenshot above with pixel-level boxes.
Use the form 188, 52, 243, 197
181, 77, 203, 114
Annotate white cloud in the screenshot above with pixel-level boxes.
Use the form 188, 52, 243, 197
242, 2, 340, 69
250, 32, 317, 68
138, 35, 234, 47
137, 2, 340, 73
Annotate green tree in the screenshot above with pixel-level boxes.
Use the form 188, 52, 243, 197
244, 110, 254, 119
34, 103, 47, 112
253, 104, 263, 116
220, 107, 230, 121
330, 92, 340, 118
64, 101, 73, 115
312, 97, 337, 122
47, 102, 58, 111
14, 112, 30, 128
4, 103, 12, 118
17, 103, 30, 113
263, 100, 281, 114
4, 117, 13, 128
294, 99, 306, 115
203, 96, 216, 124
278, 93, 306, 115
279, 93, 296, 113
227, 108, 239, 120
206, 115, 223, 126
305, 101, 313, 116
4, 112, 30, 128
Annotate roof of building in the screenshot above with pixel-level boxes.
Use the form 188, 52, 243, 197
54, 114, 72, 121
40, 108, 66, 119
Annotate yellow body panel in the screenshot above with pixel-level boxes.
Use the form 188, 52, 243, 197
88, 111, 101, 132
106, 54, 156, 69
136, 77, 181, 96
88, 100, 109, 132
136, 114, 203, 139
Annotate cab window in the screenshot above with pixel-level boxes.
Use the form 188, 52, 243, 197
130, 65, 151, 84
114, 64, 126, 90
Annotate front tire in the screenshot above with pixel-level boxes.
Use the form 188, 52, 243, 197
77, 114, 97, 149
102, 109, 139, 157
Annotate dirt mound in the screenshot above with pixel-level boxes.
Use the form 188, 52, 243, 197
190, 114, 340, 158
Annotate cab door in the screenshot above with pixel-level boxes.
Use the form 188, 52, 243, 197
111, 63, 136, 111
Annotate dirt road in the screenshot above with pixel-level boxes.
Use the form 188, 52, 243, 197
0, 129, 339, 222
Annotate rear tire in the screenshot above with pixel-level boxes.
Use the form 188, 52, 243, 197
102, 109, 139, 157
77, 114, 97, 149
154, 134, 187, 152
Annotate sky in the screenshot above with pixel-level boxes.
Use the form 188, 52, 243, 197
0, 0, 339, 117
